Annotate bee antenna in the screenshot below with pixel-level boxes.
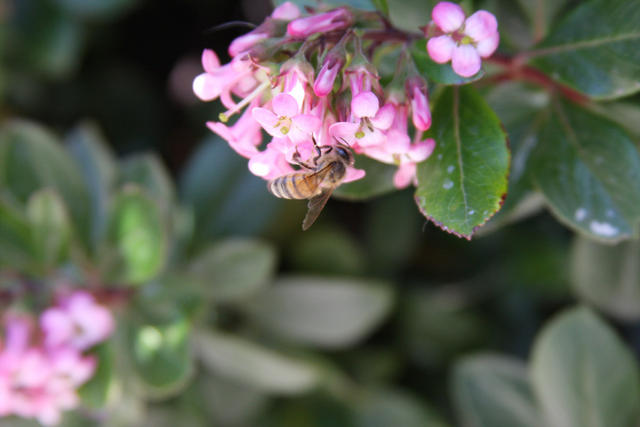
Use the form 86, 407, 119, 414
337, 137, 352, 148
203, 21, 257, 35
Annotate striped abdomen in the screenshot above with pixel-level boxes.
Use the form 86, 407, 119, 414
268, 172, 322, 200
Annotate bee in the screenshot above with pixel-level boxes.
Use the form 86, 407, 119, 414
268, 140, 354, 230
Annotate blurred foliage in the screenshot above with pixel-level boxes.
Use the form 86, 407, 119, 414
1, 0, 640, 426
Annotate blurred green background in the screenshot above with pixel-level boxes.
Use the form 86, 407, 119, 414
2, 0, 640, 426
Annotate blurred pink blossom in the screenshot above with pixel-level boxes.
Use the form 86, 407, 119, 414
426, 2, 499, 77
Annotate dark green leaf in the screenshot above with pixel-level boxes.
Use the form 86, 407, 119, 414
289, 227, 366, 276
120, 153, 175, 218
334, 154, 397, 200
0, 120, 91, 247
386, 0, 437, 32
188, 238, 277, 302
356, 388, 450, 427
272, 0, 376, 10
530, 0, 640, 99
26, 189, 71, 270
107, 185, 167, 285
371, 0, 389, 16
530, 100, 640, 241
410, 40, 484, 85
66, 122, 117, 252
129, 315, 194, 399
195, 330, 319, 394
0, 197, 35, 270
571, 237, 640, 321
179, 137, 280, 245
531, 307, 640, 427
79, 342, 114, 408
243, 276, 393, 349
52, 0, 138, 19
452, 354, 542, 427
415, 86, 509, 239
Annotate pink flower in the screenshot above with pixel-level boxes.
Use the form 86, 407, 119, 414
40, 291, 114, 351
426, 2, 499, 77
277, 59, 315, 110
406, 77, 431, 131
345, 62, 380, 97
248, 140, 296, 179
252, 93, 321, 143
192, 53, 259, 108
287, 8, 352, 38
313, 54, 344, 97
272, 1, 300, 20
330, 92, 394, 149
207, 99, 263, 158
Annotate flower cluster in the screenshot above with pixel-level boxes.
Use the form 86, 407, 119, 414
0, 292, 114, 426
193, 2, 498, 189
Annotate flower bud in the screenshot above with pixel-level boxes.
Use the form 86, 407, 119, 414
406, 76, 431, 131
313, 54, 345, 97
287, 8, 352, 38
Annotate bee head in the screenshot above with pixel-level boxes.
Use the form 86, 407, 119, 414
335, 140, 354, 165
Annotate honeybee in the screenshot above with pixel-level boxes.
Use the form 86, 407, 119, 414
268, 140, 354, 230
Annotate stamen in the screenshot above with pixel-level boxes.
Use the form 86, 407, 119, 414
219, 80, 270, 122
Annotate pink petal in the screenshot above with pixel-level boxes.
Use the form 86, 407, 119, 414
192, 73, 221, 101
229, 33, 268, 57
313, 59, 342, 97
452, 44, 481, 77
476, 31, 500, 58
370, 103, 396, 130
287, 8, 351, 38
292, 114, 322, 134
432, 2, 465, 33
411, 86, 431, 131
207, 122, 260, 158
343, 167, 366, 183
40, 309, 73, 349
427, 35, 456, 63
272, 93, 299, 117
329, 122, 359, 145
201, 49, 220, 73
407, 138, 436, 162
464, 10, 498, 42
359, 128, 386, 147
351, 91, 379, 118
386, 129, 411, 154
272, 1, 300, 20
251, 107, 281, 136
393, 163, 417, 189
361, 145, 393, 164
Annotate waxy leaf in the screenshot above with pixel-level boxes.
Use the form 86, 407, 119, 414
0, 198, 35, 270
243, 276, 393, 349
26, 189, 71, 270
571, 237, 640, 321
530, 100, 640, 241
411, 41, 484, 85
188, 239, 277, 302
195, 330, 319, 394
66, 122, 117, 252
79, 342, 115, 408
530, 0, 640, 100
120, 153, 175, 218
356, 388, 450, 427
531, 307, 640, 427
129, 316, 194, 399
415, 86, 509, 239
452, 354, 542, 427
107, 186, 167, 285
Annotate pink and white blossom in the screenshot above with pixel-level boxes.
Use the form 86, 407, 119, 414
330, 91, 394, 149
252, 93, 321, 143
426, 2, 499, 77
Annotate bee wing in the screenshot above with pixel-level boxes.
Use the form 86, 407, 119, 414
302, 187, 335, 231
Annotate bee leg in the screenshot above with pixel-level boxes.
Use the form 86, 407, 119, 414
293, 147, 315, 170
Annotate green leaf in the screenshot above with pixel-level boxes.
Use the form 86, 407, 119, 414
334, 154, 397, 200
179, 137, 280, 244
7, 0, 84, 78
386, 0, 437, 32
529, 0, 640, 100
107, 186, 167, 285
66, 122, 117, 251
243, 276, 393, 349
195, 330, 319, 394
78, 342, 114, 408
356, 388, 451, 427
530, 99, 640, 242
371, 0, 389, 16
0, 197, 35, 270
571, 237, 640, 321
119, 153, 175, 218
531, 307, 640, 427
410, 40, 485, 85
0, 120, 91, 245
452, 354, 542, 427
129, 315, 194, 399
415, 86, 510, 239
272, 0, 376, 10
52, 0, 138, 19
187, 238, 277, 302
289, 227, 366, 276
26, 189, 71, 270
